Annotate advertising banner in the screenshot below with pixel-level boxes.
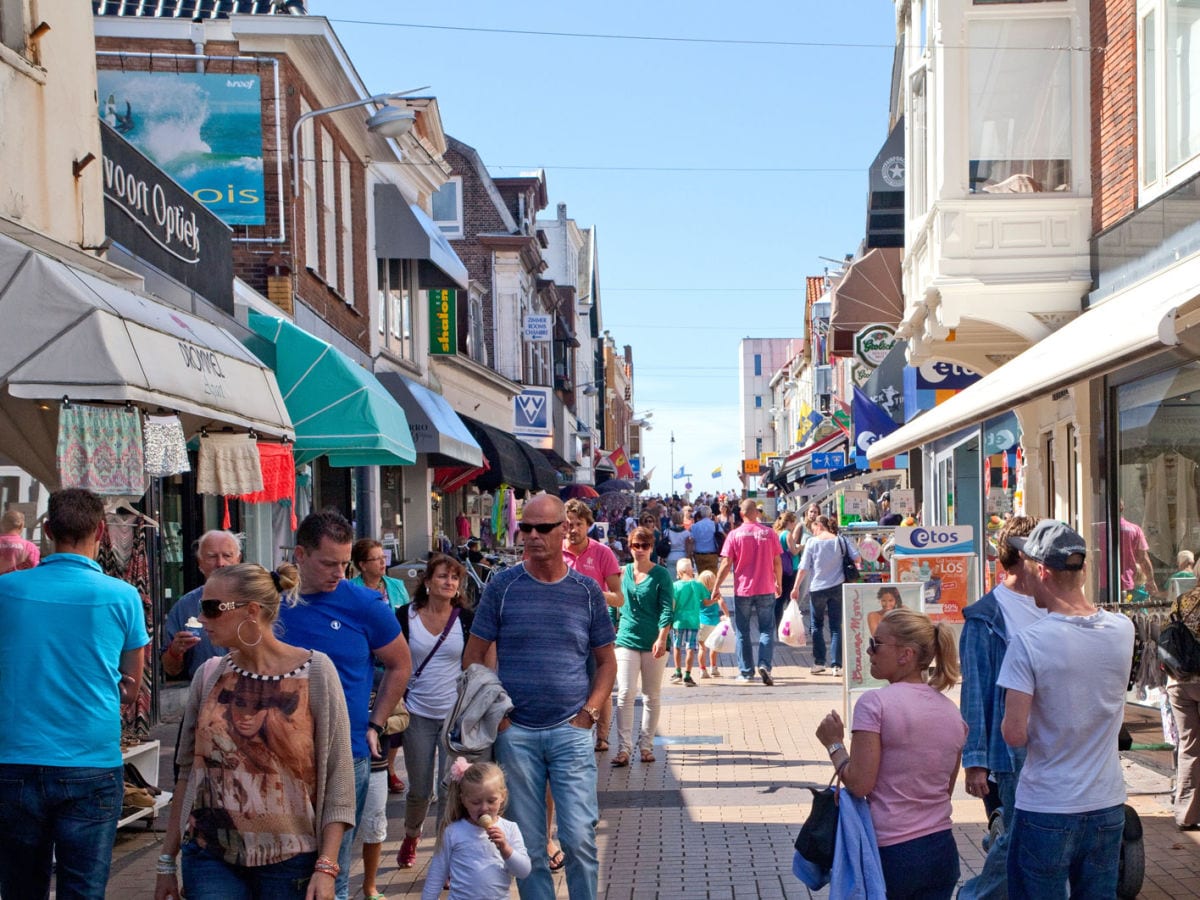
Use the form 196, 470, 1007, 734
96, 71, 265, 225
429, 290, 457, 354
891, 525, 974, 556
513, 386, 551, 437
890, 554, 972, 623
843, 582, 925, 689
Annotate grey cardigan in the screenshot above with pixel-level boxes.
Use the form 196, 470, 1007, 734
175, 651, 357, 843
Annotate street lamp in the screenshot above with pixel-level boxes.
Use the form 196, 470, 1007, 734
290, 86, 429, 196
670, 431, 676, 492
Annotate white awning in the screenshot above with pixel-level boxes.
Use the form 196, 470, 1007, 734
868, 259, 1200, 460
0, 232, 292, 484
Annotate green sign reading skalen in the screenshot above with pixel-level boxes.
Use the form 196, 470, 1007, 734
429, 289, 457, 355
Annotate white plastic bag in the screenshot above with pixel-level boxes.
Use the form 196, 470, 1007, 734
704, 615, 736, 654
777, 599, 807, 647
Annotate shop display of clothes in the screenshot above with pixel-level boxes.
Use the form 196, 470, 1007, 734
142, 414, 190, 478
1143, 452, 1200, 566
196, 433, 263, 496
57, 403, 147, 496
100, 512, 153, 741
237, 442, 297, 530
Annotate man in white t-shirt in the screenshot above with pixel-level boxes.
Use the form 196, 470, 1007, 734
999, 520, 1135, 898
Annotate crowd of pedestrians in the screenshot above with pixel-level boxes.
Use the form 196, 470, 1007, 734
0, 484, 1165, 900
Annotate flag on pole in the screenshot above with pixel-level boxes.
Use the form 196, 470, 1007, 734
673, 465, 685, 480
711, 466, 722, 479
608, 446, 635, 479
852, 386, 900, 469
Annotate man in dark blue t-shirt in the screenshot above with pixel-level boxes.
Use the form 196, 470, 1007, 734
278, 511, 410, 900
465, 494, 616, 900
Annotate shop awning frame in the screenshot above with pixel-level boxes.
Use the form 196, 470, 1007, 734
463, 417, 534, 490
517, 441, 561, 493
374, 184, 470, 290
375, 372, 483, 468
246, 313, 415, 468
868, 264, 1200, 460
830, 247, 903, 355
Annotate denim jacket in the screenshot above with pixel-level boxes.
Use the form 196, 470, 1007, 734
958, 590, 1016, 774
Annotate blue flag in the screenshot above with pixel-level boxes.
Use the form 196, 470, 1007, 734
852, 386, 900, 468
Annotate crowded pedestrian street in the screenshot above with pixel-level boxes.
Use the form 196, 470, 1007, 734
105, 639, 1200, 899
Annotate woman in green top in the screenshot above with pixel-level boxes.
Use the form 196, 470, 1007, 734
349, 539, 411, 610
612, 526, 674, 767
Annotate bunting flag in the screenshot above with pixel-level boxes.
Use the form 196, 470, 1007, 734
711, 466, 722, 479
852, 385, 901, 469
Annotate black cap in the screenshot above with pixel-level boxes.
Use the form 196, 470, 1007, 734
1009, 520, 1087, 571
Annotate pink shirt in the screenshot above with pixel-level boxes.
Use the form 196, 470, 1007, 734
852, 682, 967, 847
1119, 518, 1148, 590
563, 539, 620, 588
720, 522, 781, 596
0, 534, 39, 575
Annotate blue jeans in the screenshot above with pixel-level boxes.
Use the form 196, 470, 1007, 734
879, 828, 960, 899
959, 765, 1021, 899
1007, 804, 1125, 899
181, 841, 318, 899
733, 592, 775, 676
809, 586, 843, 667
0, 763, 123, 900
495, 720, 599, 900
334, 755, 370, 900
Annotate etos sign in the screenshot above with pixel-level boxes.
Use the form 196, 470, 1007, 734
891, 525, 974, 556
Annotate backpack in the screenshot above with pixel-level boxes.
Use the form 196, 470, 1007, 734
655, 531, 672, 559
713, 522, 726, 554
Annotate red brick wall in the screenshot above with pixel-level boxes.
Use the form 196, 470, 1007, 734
1091, 0, 1138, 233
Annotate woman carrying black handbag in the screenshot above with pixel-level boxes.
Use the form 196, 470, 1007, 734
1165, 586, 1200, 829
791, 515, 860, 675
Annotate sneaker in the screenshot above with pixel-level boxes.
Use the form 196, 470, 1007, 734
811, 665, 826, 675
397, 835, 418, 868
683, 673, 697, 687
737, 674, 754, 683
831, 667, 843, 677
699, 668, 711, 679
758, 666, 774, 686
710, 666, 721, 677
669, 672, 683, 684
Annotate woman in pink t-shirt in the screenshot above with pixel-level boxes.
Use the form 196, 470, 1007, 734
815, 609, 966, 899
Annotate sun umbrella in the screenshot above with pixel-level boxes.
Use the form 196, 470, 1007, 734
560, 484, 600, 500
597, 478, 634, 494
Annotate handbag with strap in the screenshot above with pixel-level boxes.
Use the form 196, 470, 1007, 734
838, 535, 860, 584
1158, 599, 1200, 679
387, 607, 461, 734
794, 770, 840, 871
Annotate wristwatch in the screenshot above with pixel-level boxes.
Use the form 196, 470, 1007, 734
582, 706, 600, 724
826, 742, 846, 756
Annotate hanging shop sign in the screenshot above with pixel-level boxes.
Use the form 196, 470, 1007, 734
100, 124, 233, 313
523, 314, 552, 341
429, 290, 457, 355
890, 489, 916, 516
853, 325, 897, 368
513, 386, 552, 437
743, 458, 761, 475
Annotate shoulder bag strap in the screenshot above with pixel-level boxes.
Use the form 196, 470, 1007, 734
410, 607, 462, 682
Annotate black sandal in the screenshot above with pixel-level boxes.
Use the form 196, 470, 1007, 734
594, 739, 609, 753
548, 849, 565, 871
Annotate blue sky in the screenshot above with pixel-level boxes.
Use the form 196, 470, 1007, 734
310, 1, 897, 495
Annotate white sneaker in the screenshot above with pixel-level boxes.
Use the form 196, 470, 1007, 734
710, 666, 721, 677
811, 665, 826, 675
699, 669, 711, 679
737, 674, 754, 683
831, 667, 843, 676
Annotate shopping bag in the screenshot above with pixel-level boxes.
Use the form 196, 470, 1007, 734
777, 599, 807, 647
704, 616, 736, 654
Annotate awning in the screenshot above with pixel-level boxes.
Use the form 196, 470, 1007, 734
830, 247, 903, 355
375, 372, 483, 468
463, 417, 534, 490
538, 447, 575, 475
0, 233, 292, 485
868, 269, 1200, 460
518, 441, 561, 492
374, 184, 469, 290
246, 313, 415, 468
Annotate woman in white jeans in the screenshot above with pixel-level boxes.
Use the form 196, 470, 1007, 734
612, 526, 674, 766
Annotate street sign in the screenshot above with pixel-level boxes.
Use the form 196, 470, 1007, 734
812, 452, 845, 470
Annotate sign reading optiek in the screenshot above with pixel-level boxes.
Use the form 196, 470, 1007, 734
853, 324, 897, 368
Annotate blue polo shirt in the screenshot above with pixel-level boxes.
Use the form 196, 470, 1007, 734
0, 553, 148, 767
277, 579, 402, 757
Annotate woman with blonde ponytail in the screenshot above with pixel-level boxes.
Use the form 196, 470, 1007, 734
815, 608, 966, 898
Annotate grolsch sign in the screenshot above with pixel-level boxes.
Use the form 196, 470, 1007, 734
100, 123, 233, 313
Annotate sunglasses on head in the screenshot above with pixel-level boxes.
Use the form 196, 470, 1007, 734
518, 521, 562, 534
629, 542, 652, 550
201, 599, 251, 618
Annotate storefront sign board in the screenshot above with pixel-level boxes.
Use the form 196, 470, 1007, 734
843, 582, 925, 689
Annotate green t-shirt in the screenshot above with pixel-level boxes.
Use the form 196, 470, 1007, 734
672, 579, 706, 630
617, 564, 674, 651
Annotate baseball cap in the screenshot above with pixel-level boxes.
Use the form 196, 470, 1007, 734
879, 492, 891, 502
1008, 520, 1087, 570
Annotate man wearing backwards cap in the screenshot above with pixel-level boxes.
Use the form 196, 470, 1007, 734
997, 520, 1135, 898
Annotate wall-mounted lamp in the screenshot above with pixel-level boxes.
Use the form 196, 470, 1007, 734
290, 87, 428, 196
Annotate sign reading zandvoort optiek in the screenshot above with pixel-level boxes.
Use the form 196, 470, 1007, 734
429, 290, 457, 355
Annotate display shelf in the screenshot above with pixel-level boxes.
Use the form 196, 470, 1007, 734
118, 739, 171, 829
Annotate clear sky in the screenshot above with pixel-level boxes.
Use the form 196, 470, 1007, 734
310, 1, 897, 496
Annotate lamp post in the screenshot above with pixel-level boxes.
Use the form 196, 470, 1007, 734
670, 431, 676, 495
290, 86, 429, 196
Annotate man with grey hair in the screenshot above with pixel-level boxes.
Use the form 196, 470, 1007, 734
690, 504, 721, 576
160, 529, 241, 678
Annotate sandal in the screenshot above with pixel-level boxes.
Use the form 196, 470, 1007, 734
364, 894, 387, 900
610, 751, 630, 767
548, 848, 566, 871
594, 739, 609, 753
640, 749, 656, 763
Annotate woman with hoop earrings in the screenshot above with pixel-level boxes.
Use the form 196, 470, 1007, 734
154, 564, 355, 900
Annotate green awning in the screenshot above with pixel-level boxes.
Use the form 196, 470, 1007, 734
246, 313, 415, 467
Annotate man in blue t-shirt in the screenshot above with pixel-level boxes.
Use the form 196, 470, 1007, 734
277, 511, 411, 900
160, 529, 241, 679
0, 489, 148, 900
465, 493, 616, 900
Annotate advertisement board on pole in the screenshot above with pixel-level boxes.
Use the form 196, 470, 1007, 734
842, 582, 926, 689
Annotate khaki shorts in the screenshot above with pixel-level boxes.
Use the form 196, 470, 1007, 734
698, 623, 717, 644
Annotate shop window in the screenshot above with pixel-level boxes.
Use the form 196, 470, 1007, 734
968, 18, 1073, 193
432, 176, 463, 238
1043, 432, 1056, 517
1116, 361, 1200, 600
1139, 0, 1200, 200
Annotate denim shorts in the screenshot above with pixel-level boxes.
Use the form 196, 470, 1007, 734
673, 628, 698, 650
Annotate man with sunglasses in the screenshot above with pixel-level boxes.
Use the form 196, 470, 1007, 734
464, 493, 617, 900
160, 529, 241, 679
277, 511, 411, 900
998, 520, 1135, 898
0, 488, 148, 900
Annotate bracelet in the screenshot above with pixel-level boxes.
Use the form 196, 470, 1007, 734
155, 854, 177, 876
313, 856, 340, 878
367, 721, 385, 738
826, 742, 845, 757
834, 757, 850, 776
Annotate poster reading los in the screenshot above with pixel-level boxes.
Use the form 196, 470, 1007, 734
97, 71, 266, 225
890, 526, 975, 624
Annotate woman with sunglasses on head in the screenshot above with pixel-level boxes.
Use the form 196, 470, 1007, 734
611, 526, 674, 767
155, 564, 354, 900
814, 608, 966, 899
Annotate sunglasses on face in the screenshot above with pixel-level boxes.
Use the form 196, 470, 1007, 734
867, 637, 901, 655
629, 542, 652, 550
518, 521, 563, 535
201, 599, 251, 618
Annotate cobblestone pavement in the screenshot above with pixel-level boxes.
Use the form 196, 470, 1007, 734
106, 642, 1200, 899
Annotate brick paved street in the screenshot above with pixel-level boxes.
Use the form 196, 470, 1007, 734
106, 642, 1200, 898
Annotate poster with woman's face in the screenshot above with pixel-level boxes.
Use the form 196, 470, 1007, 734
842, 582, 925, 689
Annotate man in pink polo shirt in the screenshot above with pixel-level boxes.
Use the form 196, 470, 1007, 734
712, 499, 783, 685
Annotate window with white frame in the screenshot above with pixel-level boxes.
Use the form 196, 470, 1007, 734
1139, 0, 1200, 199
377, 259, 414, 361
466, 289, 488, 365
339, 154, 353, 302
301, 102, 319, 272
431, 176, 463, 238
968, 18, 1073, 193
0, 0, 29, 56
321, 131, 338, 288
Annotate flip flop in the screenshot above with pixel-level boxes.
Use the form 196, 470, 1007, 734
364, 894, 387, 900
594, 739, 609, 753
548, 849, 565, 871
640, 749, 656, 763
610, 751, 630, 767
